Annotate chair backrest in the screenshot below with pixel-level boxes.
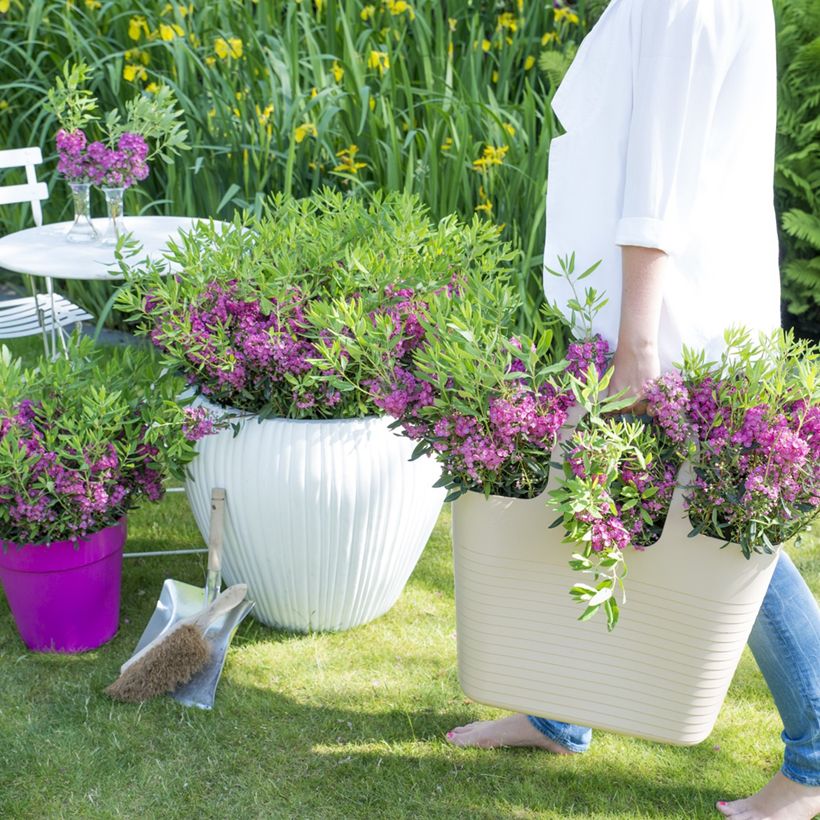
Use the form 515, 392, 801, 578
0, 147, 49, 227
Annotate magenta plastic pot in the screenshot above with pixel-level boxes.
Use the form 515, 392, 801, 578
0, 519, 127, 653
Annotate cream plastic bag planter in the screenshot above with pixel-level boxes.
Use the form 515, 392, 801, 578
451, 459, 780, 746
185, 407, 445, 632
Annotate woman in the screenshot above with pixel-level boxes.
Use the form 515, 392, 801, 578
446, 1, 820, 818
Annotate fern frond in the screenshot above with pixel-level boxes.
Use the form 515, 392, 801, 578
782, 210, 820, 250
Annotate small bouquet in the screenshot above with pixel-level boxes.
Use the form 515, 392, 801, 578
0, 337, 215, 546
46, 62, 187, 189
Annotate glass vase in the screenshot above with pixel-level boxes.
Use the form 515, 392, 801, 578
66, 182, 98, 243
99, 186, 127, 246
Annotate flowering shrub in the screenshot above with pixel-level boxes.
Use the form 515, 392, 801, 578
649, 328, 820, 555
0, 338, 215, 546
315, 255, 611, 499
117, 190, 509, 419
551, 398, 683, 630
46, 62, 187, 187
554, 327, 820, 629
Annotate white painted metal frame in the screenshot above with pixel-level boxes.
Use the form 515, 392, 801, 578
0, 147, 92, 355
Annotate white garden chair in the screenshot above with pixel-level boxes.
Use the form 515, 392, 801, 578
0, 146, 92, 355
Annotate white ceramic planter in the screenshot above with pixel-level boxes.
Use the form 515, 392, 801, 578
185, 411, 445, 632
451, 463, 780, 746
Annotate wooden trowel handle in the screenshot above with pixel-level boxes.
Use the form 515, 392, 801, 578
205, 488, 226, 603
192, 584, 248, 630
208, 488, 226, 575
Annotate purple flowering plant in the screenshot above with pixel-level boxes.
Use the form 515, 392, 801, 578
314, 254, 613, 500
648, 328, 820, 555
46, 62, 187, 187
116, 190, 501, 420
550, 402, 683, 630
552, 326, 820, 630
0, 338, 215, 547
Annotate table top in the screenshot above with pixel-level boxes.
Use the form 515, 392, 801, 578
0, 215, 216, 281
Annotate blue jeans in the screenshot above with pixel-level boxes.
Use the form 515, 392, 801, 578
528, 552, 820, 785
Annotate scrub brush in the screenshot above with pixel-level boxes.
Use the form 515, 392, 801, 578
105, 584, 247, 704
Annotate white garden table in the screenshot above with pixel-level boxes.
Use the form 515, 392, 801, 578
0, 215, 218, 354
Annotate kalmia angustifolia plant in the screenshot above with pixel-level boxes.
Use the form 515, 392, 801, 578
0, 338, 216, 546
314, 254, 611, 500
117, 190, 506, 419
647, 327, 820, 555
550, 381, 683, 631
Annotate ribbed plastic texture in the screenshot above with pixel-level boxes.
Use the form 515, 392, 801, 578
452, 471, 780, 746
185, 415, 444, 632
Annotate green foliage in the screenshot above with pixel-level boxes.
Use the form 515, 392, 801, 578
116, 189, 512, 419
104, 84, 189, 161
44, 61, 99, 133
774, 0, 820, 337
0, 0, 599, 328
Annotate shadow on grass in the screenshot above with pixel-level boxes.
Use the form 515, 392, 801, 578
139, 681, 740, 818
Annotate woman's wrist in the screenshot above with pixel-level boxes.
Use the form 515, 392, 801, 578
615, 335, 658, 358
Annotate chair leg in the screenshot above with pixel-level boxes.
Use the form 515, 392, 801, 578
30, 274, 50, 357
46, 277, 61, 356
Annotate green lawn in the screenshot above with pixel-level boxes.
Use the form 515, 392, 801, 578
1, 487, 817, 819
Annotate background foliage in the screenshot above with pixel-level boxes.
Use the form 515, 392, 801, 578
773, 0, 820, 340
0, 0, 817, 338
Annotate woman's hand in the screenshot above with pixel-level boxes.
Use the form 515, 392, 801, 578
608, 342, 661, 414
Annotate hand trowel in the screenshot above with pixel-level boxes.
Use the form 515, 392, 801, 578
129, 487, 254, 709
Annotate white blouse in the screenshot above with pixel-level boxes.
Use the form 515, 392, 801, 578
542, 0, 781, 370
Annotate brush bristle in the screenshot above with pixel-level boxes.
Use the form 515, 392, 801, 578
105, 625, 211, 703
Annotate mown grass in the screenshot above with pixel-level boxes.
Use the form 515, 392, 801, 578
1, 481, 817, 818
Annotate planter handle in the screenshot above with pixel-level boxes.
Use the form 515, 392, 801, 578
204, 488, 226, 604
546, 405, 696, 542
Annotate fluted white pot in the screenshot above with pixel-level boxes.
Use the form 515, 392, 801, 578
185, 410, 445, 632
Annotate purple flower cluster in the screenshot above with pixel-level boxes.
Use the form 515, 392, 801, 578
645, 372, 820, 552
55, 129, 150, 188
181, 406, 216, 440
85, 132, 150, 188
148, 280, 429, 418
371, 335, 609, 497
56, 129, 89, 181
566, 337, 610, 380
0, 405, 158, 543
564, 429, 680, 554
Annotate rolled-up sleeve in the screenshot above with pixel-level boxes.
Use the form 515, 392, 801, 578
616, 0, 742, 254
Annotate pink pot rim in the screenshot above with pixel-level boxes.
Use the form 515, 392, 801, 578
0, 518, 127, 573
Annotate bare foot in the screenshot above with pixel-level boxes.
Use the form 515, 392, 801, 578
445, 713, 573, 753
717, 771, 820, 819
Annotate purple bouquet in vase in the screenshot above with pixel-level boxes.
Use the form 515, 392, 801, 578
85, 132, 150, 245
54, 127, 97, 243
46, 62, 187, 244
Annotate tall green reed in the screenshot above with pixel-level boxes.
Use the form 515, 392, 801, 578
0, 0, 592, 326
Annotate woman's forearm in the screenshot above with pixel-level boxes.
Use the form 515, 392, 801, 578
617, 245, 666, 355
608, 245, 667, 406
